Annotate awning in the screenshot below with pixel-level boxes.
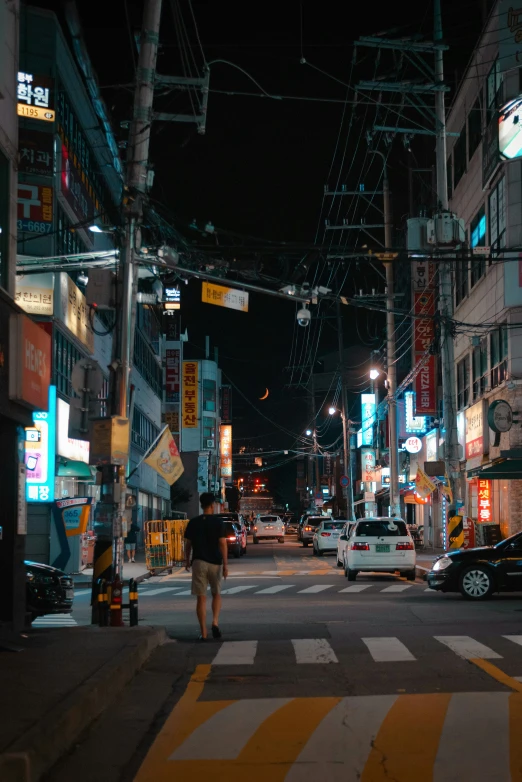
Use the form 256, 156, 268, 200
467, 459, 522, 480
56, 459, 95, 480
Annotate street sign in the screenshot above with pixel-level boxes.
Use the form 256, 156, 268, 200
373, 252, 398, 261
201, 281, 249, 312
340, 475, 350, 487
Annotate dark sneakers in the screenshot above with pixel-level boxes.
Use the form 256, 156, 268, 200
211, 625, 222, 639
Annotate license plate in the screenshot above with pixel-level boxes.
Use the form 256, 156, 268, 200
66, 589, 74, 599
266, 526, 273, 529
376, 544, 390, 553
332, 533, 339, 537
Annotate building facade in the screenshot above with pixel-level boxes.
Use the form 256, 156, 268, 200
446, 0, 522, 539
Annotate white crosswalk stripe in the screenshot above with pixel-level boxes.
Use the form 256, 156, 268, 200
297, 585, 335, 594
380, 584, 412, 593
434, 635, 502, 659
140, 587, 183, 596
73, 589, 92, 596
32, 613, 77, 628
362, 637, 416, 662
212, 641, 258, 665
220, 585, 257, 595
254, 585, 294, 594
339, 584, 372, 593
292, 638, 338, 664
503, 635, 522, 648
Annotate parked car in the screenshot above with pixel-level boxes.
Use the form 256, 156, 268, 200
26, 560, 74, 622
299, 516, 324, 547
253, 515, 285, 543
215, 513, 247, 555
222, 521, 243, 558
284, 515, 299, 534
312, 520, 346, 556
344, 517, 416, 581
427, 530, 522, 600
336, 520, 357, 567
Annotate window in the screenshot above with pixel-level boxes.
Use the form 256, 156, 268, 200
455, 260, 469, 306
132, 407, 159, 452
470, 205, 486, 287
54, 329, 86, 398
490, 325, 508, 388
355, 520, 408, 537
472, 339, 488, 400
203, 379, 216, 411
489, 177, 506, 254
0, 150, 9, 289
487, 58, 502, 121
57, 205, 87, 258
453, 125, 467, 188
133, 328, 162, 395
468, 95, 482, 161
457, 355, 470, 409
203, 416, 215, 439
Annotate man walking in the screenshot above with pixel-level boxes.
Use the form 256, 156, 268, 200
184, 492, 228, 640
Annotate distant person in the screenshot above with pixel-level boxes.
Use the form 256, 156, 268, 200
124, 521, 140, 563
184, 492, 228, 641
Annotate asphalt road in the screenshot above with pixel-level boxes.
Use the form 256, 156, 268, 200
48, 537, 522, 781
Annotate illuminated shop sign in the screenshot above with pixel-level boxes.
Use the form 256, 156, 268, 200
25, 384, 56, 503
361, 393, 376, 446
405, 391, 427, 434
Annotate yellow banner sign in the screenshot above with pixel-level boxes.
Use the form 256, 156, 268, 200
415, 466, 436, 499
144, 427, 184, 486
202, 281, 249, 312
182, 360, 198, 428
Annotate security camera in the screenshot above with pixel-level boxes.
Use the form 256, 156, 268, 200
297, 306, 311, 327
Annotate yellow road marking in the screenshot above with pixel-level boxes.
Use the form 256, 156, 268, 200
510, 694, 522, 780
469, 658, 522, 693
361, 693, 450, 781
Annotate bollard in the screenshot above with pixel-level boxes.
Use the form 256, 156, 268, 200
129, 578, 139, 627
97, 578, 109, 627
109, 577, 125, 627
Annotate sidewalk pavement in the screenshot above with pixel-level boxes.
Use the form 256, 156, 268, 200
74, 559, 151, 586
0, 625, 167, 782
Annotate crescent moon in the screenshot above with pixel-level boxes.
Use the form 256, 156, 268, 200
259, 388, 269, 401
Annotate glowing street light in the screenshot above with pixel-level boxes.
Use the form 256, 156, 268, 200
369, 368, 381, 380
328, 406, 337, 416
305, 429, 313, 437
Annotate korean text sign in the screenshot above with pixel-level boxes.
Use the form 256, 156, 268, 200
182, 361, 199, 428
220, 425, 233, 477
9, 314, 51, 410
201, 281, 249, 312
165, 349, 180, 404
477, 479, 493, 523
25, 384, 56, 503
17, 183, 53, 234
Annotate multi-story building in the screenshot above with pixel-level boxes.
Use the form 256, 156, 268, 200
16, 6, 169, 570
446, 0, 522, 538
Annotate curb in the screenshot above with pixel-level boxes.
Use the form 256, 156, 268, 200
73, 570, 152, 587
2, 626, 167, 782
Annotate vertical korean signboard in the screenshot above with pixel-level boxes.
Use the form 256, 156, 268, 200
477, 479, 493, 523
412, 260, 437, 415
165, 348, 180, 404
221, 385, 232, 424
182, 361, 198, 428
25, 385, 56, 503
220, 424, 233, 478
361, 393, 376, 446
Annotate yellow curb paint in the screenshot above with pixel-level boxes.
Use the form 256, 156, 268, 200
470, 658, 522, 694
361, 693, 451, 782
134, 664, 233, 782
510, 694, 522, 780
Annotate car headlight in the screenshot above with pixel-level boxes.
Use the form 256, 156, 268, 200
432, 556, 453, 572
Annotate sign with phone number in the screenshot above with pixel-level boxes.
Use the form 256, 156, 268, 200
17, 219, 53, 234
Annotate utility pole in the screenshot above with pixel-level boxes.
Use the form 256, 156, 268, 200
117, 0, 163, 580
309, 373, 321, 498
434, 0, 459, 507
336, 298, 353, 518
370, 151, 400, 517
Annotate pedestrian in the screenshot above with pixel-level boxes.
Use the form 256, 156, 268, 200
184, 492, 228, 641
124, 521, 140, 563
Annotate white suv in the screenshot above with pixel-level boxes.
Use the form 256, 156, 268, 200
336, 520, 356, 567
253, 515, 285, 544
345, 517, 416, 581
312, 520, 346, 556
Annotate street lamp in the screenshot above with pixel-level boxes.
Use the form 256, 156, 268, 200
328, 406, 336, 416
305, 429, 312, 437
368, 368, 400, 517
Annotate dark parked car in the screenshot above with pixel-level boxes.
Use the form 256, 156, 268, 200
222, 521, 243, 558
25, 560, 74, 621
427, 531, 522, 600
214, 513, 247, 555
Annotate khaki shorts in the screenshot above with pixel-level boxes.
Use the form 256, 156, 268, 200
191, 559, 223, 596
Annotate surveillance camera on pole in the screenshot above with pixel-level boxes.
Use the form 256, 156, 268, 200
297, 306, 311, 327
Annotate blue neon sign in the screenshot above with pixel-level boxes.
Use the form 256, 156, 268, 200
361, 393, 376, 446
25, 384, 56, 503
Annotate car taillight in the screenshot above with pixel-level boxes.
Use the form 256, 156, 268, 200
228, 536, 236, 541
305, 526, 312, 531
351, 542, 370, 550
254, 526, 257, 531
320, 532, 331, 537
396, 542, 414, 550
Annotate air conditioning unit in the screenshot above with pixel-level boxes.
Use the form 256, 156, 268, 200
206, 439, 215, 448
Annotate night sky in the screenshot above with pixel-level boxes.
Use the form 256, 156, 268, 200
33, 0, 489, 501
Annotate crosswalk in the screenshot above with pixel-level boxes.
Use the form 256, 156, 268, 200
32, 613, 78, 628
206, 634, 522, 665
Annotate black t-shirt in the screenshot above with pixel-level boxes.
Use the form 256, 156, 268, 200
184, 514, 226, 565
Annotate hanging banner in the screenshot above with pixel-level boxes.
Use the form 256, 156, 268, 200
414, 355, 437, 415
413, 291, 436, 352
415, 466, 436, 499
412, 261, 437, 415
182, 360, 198, 428
52, 497, 92, 537
144, 427, 184, 486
